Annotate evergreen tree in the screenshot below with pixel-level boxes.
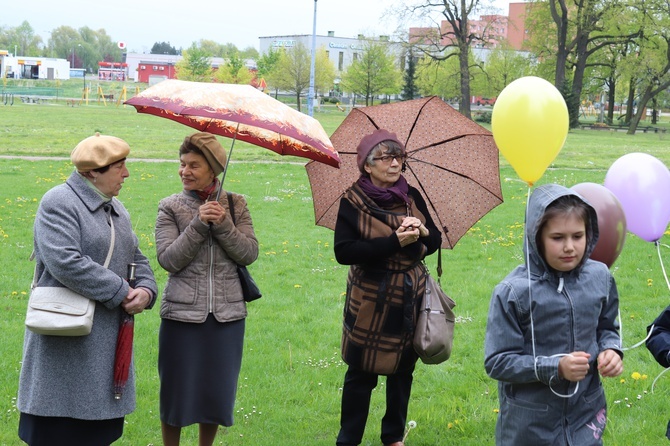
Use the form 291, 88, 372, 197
150, 41, 178, 55
401, 47, 417, 100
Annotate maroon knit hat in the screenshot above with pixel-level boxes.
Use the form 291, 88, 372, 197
356, 129, 405, 173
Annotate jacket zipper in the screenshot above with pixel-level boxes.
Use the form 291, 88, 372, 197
208, 231, 215, 313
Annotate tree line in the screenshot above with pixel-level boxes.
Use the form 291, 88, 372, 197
3, 1, 669, 133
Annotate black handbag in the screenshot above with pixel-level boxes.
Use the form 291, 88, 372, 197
226, 192, 262, 302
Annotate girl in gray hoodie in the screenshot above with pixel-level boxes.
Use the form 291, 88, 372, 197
485, 184, 623, 445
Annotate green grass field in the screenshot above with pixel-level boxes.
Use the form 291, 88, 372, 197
1, 100, 670, 445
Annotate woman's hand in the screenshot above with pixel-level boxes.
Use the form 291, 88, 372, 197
399, 217, 429, 237
121, 287, 152, 315
396, 225, 420, 247
199, 201, 226, 225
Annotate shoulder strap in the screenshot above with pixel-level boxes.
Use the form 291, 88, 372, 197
31, 208, 116, 288
226, 191, 236, 225
104, 213, 115, 268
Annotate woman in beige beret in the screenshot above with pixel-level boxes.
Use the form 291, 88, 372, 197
155, 132, 259, 446
17, 133, 157, 446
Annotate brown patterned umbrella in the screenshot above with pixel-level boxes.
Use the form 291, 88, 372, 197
125, 79, 339, 168
305, 96, 503, 249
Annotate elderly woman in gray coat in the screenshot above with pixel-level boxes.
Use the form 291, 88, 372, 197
17, 133, 157, 446
155, 132, 259, 446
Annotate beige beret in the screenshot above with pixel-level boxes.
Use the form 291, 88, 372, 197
71, 132, 130, 171
181, 132, 227, 176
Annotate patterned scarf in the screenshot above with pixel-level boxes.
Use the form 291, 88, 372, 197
188, 178, 220, 201
357, 175, 410, 208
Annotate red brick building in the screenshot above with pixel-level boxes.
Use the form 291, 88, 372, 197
409, 2, 529, 51
135, 60, 177, 83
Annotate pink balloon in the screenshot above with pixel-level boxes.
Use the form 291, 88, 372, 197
571, 183, 627, 267
604, 153, 670, 242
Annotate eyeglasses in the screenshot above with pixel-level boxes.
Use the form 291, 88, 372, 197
372, 154, 408, 164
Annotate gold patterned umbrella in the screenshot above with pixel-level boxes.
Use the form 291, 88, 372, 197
305, 96, 503, 249
125, 79, 339, 168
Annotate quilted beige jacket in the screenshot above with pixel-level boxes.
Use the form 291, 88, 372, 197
155, 190, 259, 323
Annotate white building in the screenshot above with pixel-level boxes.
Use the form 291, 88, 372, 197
0, 50, 71, 80
259, 31, 404, 95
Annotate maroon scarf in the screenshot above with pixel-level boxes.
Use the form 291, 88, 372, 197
357, 175, 410, 208
188, 179, 220, 201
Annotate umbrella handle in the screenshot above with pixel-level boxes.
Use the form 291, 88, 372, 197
215, 122, 240, 201
127, 263, 137, 288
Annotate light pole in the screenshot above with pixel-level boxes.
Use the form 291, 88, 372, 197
78, 44, 83, 71
308, 0, 318, 117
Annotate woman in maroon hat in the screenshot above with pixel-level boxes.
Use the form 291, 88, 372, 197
155, 132, 259, 446
334, 129, 442, 446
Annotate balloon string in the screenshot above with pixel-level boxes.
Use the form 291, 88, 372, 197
647, 241, 670, 387
656, 241, 670, 292
620, 317, 653, 351
652, 366, 670, 394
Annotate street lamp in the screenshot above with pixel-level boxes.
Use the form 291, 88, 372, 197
308, 0, 318, 117
71, 44, 82, 68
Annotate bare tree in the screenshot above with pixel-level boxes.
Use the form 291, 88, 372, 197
625, 0, 670, 134
401, 0, 503, 118
530, 0, 641, 127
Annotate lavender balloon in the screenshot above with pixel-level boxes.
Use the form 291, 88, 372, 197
604, 153, 670, 242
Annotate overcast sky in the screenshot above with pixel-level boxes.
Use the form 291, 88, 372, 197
4, 0, 513, 54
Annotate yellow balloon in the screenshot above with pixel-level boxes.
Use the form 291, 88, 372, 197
491, 76, 569, 186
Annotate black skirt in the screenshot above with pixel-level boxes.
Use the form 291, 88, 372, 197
158, 314, 245, 427
18, 412, 123, 446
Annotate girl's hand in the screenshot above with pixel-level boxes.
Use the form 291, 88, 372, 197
558, 351, 591, 382
597, 349, 623, 377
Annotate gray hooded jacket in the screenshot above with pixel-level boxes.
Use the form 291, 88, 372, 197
484, 184, 622, 445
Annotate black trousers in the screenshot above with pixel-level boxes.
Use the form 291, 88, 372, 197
336, 364, 415, 446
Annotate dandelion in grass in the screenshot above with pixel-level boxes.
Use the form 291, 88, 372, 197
631, 372, 642, 380
402, 420, 416, 442
294, 284, 302, 288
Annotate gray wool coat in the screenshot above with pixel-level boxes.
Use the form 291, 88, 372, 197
484, 184, 622, 445
17, 171, 157, 420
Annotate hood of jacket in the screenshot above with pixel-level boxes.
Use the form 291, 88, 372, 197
524, 184, 599, 278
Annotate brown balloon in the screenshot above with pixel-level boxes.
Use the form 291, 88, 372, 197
571, 182, 627, 268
